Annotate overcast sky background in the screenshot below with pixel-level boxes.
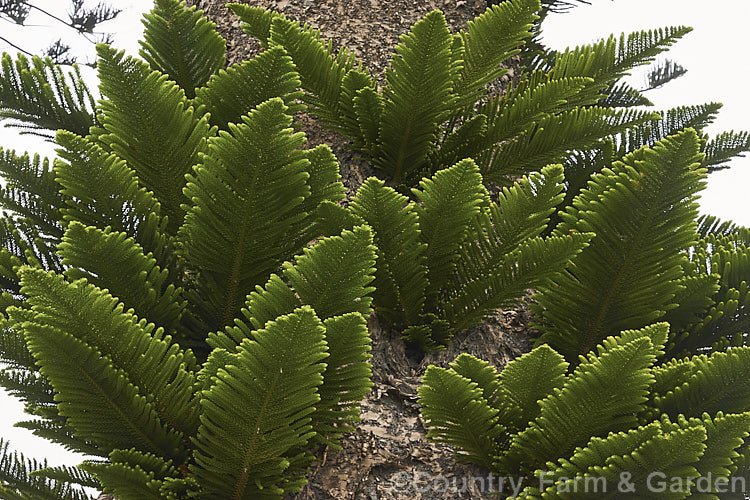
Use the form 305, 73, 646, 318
0, 0, 748, 488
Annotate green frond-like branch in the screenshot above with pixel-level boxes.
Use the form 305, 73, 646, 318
524, 421, 705, 498
452, 0, 539, 109
496, 345, 568, 433
0, 149, 66, 242
31, 463, 99, 492
286, 144, 346, 247
702, 130, 750, 172
18, 267, 199, 443
498, 335, 657, 474
140, 0, 226, 98
58, 222, 185, 334
283, 225, 376, 320
0, 53, 97, 138
179, 98, 334, 334
310, 313, 373, 446
455, 164, 566, 277
12, 417, 102, 459
0, 439, 92, 500
193, 46, 304, 130
340, 160, 588, 350
664, 412, 750, 480
654, 347, 750, 418
599, 81, 652, 108
614, 102, 722, 158
447, 233, 592, 333
192, 306, 327, 499
81, 462, 162, 500
205, 230, 375, 451
419, 325, 750, 495
478, 106, 660, 183
551, 26, 693, 96
374, 10, 457, 186
23, 320, 183, 459
347, 178, 427, 326
0, 364, 57, 426
534, 129, 705, 360
0, 151, 66, 274
474, 73, 595, 153
523, 410, 750, 498
211, 225, 376, 352
412, 159, 488, 303
226, 4, 279, 49
230, 3, 360, 131
94, 44, 213, 233
0, 214, 61, 274
419, 355, 504, 470
696, 214, 742, 238
81, 448, 187, 500
665, 233, 750, 356
442, 165, 592, 331
54, 131, 175, 277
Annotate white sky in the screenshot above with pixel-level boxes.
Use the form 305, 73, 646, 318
542, 0, 750, 226
0, 0, 748, 489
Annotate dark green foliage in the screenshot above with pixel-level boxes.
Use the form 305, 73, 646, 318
0, 439, 91, 500
420, 356, 504, 469
0, 149, 66, 246
419, 129, 750, 497
703, 130, 750, 171
92, 44, 213, 233
177, 97, 344, 334
373, 10, 457, 185
662, 230, 750, 358
534, 129, 705, 360
233, 0, 678, 189
193, 46, 304, 130
192, 307, 327, 498
420, 324, 750, 497
140, 0, 226, 98
322, 159, 591, 350
0, 53, 97, 138
0, 2, 374, 497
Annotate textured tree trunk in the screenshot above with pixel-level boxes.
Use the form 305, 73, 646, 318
178, 1, 529, 498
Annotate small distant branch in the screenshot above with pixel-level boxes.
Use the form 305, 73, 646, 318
642, 59, 688, 92
0, 0, 121, 65
0, 34, 34, 57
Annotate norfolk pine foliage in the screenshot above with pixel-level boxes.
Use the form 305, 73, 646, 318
0, 0, 750, 499
420, 322, 750, 498
420, 130, 750, 496
231, 0, 748, 192
318, 159, 591, 351
0, 0, 377, 498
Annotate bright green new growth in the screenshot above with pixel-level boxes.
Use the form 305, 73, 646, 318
419, 323, 750, 497
0, 0, 376, 498
319, 159, 591, 350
